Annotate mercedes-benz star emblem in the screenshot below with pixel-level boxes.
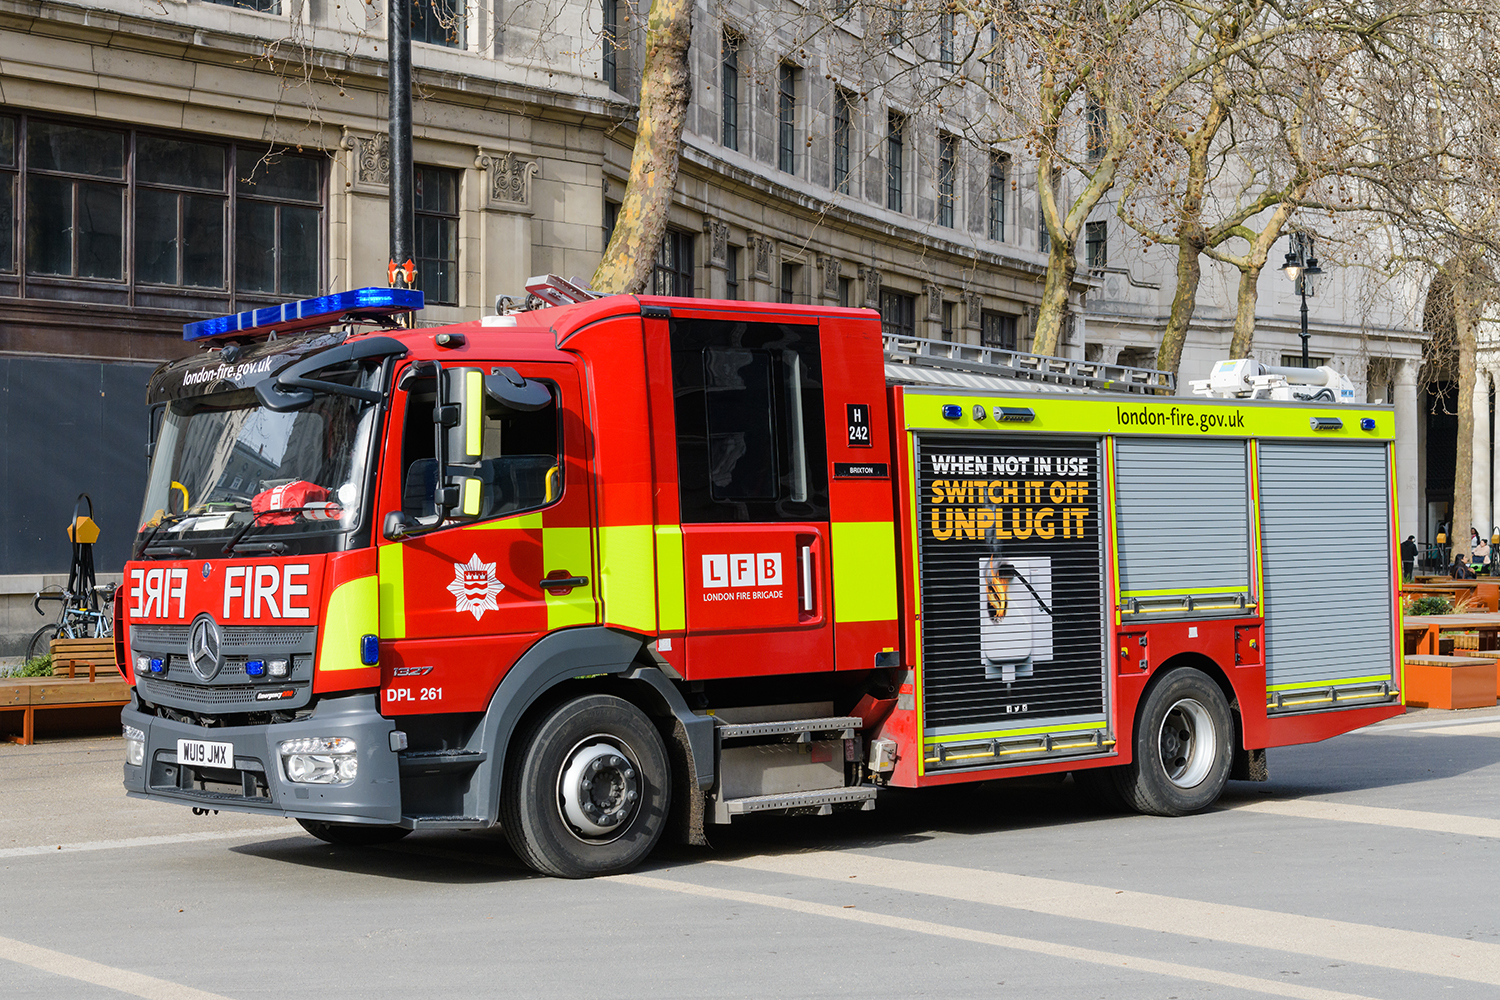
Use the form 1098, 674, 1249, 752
188, 614, 223, 682
201, 562, 212, 580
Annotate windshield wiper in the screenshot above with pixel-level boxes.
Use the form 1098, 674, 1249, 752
222, 506, 336, 556
136, 512, 194, 559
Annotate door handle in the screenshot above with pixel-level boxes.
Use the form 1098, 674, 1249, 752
540, 571, 589, 595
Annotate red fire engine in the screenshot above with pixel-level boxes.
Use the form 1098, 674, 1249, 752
120, 281, 1404, 877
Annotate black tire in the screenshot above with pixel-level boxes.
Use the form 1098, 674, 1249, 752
296, 818, 412, 847
1114, 668, 1234, 816
501, 694, 671, 878
1072, 766, 1130, 813
26, 624, 61, 662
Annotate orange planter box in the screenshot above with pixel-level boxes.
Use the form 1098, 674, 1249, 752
1405, 655, 1498, 710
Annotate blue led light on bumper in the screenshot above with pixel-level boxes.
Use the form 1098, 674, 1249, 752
361, 634, 380, 666
149, 658, 164, 674
182, 288, 424, 342
941, 404, 963, 420
245, 659, 266, 677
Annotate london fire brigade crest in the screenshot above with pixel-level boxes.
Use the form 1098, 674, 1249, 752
446, 553, 505, 620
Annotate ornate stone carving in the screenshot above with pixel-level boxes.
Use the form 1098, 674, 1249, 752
753, 235, 773, 278
859, 266, 881, 307
964, 291, 983, 329
341, 130, 390, 191
925, 283, 943, 321
476, 148, 538, 209
819, 256, 841, 296
708, 221, 729, 264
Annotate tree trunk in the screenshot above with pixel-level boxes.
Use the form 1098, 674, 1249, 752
1158, 238, 1204, 378
1451, 270, 1479, 568
1032, 241, 1075, 356
1228, 263, 1263, 358
590, 0, 693, 295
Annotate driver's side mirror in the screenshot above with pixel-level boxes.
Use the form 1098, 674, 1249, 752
383, 510, 416, 541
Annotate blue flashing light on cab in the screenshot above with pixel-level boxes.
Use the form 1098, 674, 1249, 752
182, 287, 424, 342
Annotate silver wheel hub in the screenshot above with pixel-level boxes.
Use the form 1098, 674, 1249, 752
559, 740, 641, 839
1159, 698, 1215, 788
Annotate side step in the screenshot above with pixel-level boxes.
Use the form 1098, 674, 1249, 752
400, 814, 488, 830
716, 716, 861, 741
717, 786, 878, 820
397, 750, 487, 775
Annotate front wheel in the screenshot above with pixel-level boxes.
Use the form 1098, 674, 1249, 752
1114, 668, 1233, 816
26, 624, 61, 662
296, 819, 411, 847
501, 694, 671, 878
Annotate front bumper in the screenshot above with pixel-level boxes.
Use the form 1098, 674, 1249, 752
122, 692, 401, 825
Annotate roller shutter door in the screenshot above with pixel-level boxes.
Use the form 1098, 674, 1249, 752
1114, 438, 1251, 603
1258, 442, 1394, 699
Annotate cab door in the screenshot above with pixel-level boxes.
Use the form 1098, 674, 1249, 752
668, 316, 834, 678
375, 361, 596, 714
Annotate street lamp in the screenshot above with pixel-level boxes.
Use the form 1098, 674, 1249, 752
1282, 237, 1324, 368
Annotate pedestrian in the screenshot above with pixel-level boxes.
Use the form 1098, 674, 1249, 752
1401, 535, 1418, 582
1474, 528, 1490, 576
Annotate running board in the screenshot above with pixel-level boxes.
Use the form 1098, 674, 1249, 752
716, 716, 861, 742
714, 785, 877, 823
400, 814, 488, 830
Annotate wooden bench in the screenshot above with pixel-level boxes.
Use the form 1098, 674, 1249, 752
1404, 655, 1499, 710
48, 637, 121, 680
0, 676, 130, 745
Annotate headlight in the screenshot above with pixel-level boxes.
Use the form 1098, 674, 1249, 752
123, 725, 145, 766
279, 737, 358, 784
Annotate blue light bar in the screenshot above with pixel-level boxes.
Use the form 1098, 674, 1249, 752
183, 288, 424, 342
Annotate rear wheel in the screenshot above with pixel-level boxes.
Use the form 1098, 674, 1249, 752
296, 819, 411, 847
501, 694, 670, 878
1115, 668, 1233, 816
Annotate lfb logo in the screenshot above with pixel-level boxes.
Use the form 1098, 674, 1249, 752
702, 552, 783, 589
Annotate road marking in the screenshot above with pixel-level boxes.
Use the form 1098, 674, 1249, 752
1414, 721, 1500, 737
715, 852, 1500, 987
1229, 798, 1500, 839
617, 874, 1379, 1000
0, 829, 293, 859
0, 934, 233, 999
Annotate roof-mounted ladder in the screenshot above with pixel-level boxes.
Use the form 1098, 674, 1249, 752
883, 334, 1175, 396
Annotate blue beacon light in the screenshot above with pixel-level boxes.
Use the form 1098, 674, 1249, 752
182, 288, 424, 342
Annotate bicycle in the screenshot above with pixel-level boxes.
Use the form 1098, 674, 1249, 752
27, 583, 115, 662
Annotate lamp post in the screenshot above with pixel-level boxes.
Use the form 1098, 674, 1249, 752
388, 0, 413, 290
1281, 237, 1324, 368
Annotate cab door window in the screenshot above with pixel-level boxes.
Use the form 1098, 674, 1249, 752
397, 368, 561, 525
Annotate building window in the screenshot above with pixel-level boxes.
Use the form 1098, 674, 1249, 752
885, 2, 906, 44
603, 199, 619, 247
721, 31, 740, 150
235, 149, 321, 297
778, 64, 798, 174
135, 135, 227, 289
653, 229, 693, 296
939, 11, 955, 70
1085, 97, 1107, 160
726, 246, 740, 300
833, 88, 854, 193
1086, 219, 1108, 268
937, 134, 957, 228
2, 113, 321, 306
941, 301, 957, 342
780, 261, 798, 303
414, 165, 458, 306
205, 0, 279, 10
981, 310, 1017, 350
886, 112, 904, 212
27, 121, 126, 281
988, 153, 1007, 242
413, 0, 463, 48
1282, 354, 1330, 369
602, 0, 619, 91
838, 275, 852, 307
880, 289, 915, 338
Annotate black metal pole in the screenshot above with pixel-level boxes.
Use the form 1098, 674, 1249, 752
1299, 283, 1310, 368
389, 0, 414, 282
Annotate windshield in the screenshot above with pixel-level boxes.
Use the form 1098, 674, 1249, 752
136, 366, 383, 558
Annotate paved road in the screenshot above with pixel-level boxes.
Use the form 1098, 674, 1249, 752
3, 707, 1499, 1000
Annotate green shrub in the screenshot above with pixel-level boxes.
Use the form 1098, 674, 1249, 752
16, 654, 53, 677
1408, 595, 1454, 616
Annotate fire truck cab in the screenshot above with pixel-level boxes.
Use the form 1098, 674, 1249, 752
120, 285, 1405, 877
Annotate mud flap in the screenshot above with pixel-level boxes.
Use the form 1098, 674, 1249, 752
1231, 746, 1269, 782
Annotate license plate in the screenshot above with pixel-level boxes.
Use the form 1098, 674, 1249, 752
177, 738, 234, 769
